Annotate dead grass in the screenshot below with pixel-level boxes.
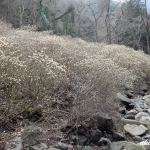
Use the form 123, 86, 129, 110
0, 20, 150, 129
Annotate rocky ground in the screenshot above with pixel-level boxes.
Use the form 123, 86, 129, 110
1, 85, 150, 150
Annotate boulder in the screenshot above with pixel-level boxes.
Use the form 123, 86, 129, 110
90, 129, 102, 142
93, 113, 113, 131
124, 124, 148, 136
77, 135, 89, 146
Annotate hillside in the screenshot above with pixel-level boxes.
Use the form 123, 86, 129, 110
1, 21, 150, 149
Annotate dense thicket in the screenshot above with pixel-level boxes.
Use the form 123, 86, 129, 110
0, 0, 150, 54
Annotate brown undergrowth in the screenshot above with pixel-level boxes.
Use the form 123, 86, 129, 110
0, 20, 150, 135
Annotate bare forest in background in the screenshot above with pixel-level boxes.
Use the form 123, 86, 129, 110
0, 0, 150, 54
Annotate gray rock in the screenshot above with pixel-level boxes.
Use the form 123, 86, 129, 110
126, 109, 138, 115
96, 138, 111, 146
118, 107, 126, 114
21, 126, 46, 147
77, 135, 89, 146
143, 95, 150, 100
133, 136, 143, 143
90, 129, 102, 142
135, 112, 150, 122
93, 113, 113, 131
142, 134, 150, 139
140, 86, 148, 93
124, 115, 135, 120
110, 141, 145, 150
5, 137, 22, 150
117, 92, 132, 104
112, 132, 125, 141
82, 146, 94, 150
126, 90, 134, 98
124, 124, 148, 136
56, 142, 73, 150
48, 148, 60, 150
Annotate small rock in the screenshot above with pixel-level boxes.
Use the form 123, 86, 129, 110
82, 146, 94, 150
118, 107, 126, 114
133, 136, 143, 143
126, 109, 138, 115
125, 90, 134, 98
124, 124, 148, 136
124, 115, 135, 120
135, 112, 150, 122
90, 129, 102, 142
140, 86, 148, 93
96, 138, 111, 146
110, 141, 145, 150
117, 92, 132, 104
21, 126, 46, 147
77, 135, 89, 146
142, 134, 150, 139
56, 142, 72, 150
143, 95, 150, 100
5, 137, 22, 150
112, 132, 125, 141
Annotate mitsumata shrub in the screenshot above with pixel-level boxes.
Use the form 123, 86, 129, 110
0, 20, 150, 125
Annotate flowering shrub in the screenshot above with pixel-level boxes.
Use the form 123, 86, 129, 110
0, 20, 150, 128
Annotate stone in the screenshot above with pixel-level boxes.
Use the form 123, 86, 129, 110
93, 113, 113, 131
48, 148, 60, 150
112, 132, 125, 141
21, 126, 46, 147
5, 137, 22, 150
126, 109, 138, 115
144, 99, 150, 108
96, 138, 111, 146
140, 86, 148, 93
30, 143, 48, 150
129, 103, 135, 109
125, 115, 135, 120
124, 124, 148, 136
142, 134, 150, 139
55, 142, 73, 150
118, 107, 126, 114
90, 129, 102, 142
135, 112, 150, 122
117, 92, 132, 104
133, 136, 143, 143
82, 146, 94, 150
143, 95, 150, 100
110, 141, 145, 150
77, 134, 89, 146
125, 90, 134, 98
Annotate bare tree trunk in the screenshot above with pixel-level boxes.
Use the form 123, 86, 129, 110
105, 0, 111, 44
